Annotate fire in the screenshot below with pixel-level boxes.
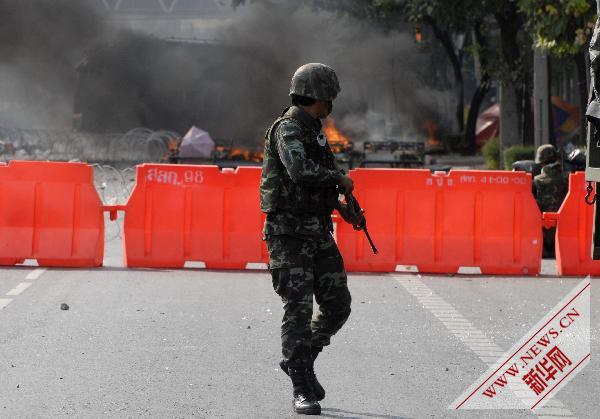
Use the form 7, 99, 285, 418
414, 25, 422, 43
254, 152, 264, 162
422, 120, 442, 147
162, 136, 181, 162
230, 147, 264, 162
230, 147, 251, 161
323, 117, 351, 153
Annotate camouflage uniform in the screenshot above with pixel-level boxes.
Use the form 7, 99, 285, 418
260, 104, 351, 369
533, 162, 569, 258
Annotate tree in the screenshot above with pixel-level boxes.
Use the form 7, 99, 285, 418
234, 0, 540, 153
313, 0, 536, 153
464, 21, 492, 154
313, 0, 490, 152
458, 1, 536, 151
492, 0, 533, 149
399, 1, 473, 134
519, 0, 596, 143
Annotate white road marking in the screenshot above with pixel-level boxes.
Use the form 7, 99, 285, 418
395, 265, 419, 272
6, 282, 32, 296
0, 298, 13, 310
457, 266, 482, 274
183, 261, 206, 268
245, 262, 268, 270
25, 268, 46, 280
394, 274, 576, 418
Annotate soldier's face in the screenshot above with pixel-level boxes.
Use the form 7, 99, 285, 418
315, 100, 333, 119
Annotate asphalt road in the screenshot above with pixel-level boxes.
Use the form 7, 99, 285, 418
0, 222, 597, 418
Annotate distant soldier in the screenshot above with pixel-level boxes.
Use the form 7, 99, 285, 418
532, 144, 569, 258
260, 63, 365, 415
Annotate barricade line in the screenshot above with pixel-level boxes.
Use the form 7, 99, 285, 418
13, 162, 598, 275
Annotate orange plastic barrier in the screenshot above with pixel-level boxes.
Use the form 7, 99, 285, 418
337, 169, 542, 275
545, 172, 600, 276
122, 164, 267, 269
0, 161, 104, 267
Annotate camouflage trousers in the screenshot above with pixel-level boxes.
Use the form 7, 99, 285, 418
266, 233, 352, 368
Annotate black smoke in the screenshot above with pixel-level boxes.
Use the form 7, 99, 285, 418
0, 0, 109, 128
75, 1, 454, 146
213, 1, 455, 144
0, 0, 455, 148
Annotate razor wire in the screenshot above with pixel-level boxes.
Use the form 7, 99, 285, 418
0, 126, 180, 164
0, 126, 180, 243
93, 164, 137, 243
92, 164, 136, 205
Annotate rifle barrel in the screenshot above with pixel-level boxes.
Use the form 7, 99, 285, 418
347, 193, 378, 255
363, 226, 378, 254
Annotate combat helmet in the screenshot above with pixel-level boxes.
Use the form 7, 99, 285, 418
289, 63, 341, 101
535, 144, 558, 164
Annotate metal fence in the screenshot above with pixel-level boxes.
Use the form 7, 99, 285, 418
0, 126, 180, 165
0, 126, 168, 244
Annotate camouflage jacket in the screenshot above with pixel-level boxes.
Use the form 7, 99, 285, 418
533, 162, 569, 212
260, 106, 342, 237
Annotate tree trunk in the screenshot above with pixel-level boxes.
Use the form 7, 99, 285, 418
465, 80, 489, 154
425, 17, 464, 133
464, 23, 489, 154
574, 51, 589, 144
495, 4, 527, 154
500, 83, 523, 150
522, 86, 534, 146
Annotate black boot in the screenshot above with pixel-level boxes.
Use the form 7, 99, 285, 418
280, 348, 326, 401
308, 346, 325, 401
305, 364, 325, 402
288, 367, 321, 415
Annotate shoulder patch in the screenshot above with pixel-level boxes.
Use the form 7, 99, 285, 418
317, 133, 327, 146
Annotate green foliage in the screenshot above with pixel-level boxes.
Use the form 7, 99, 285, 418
399, 0, 484, 31
482, 137, 500, 170
312, 0, 486, 33
309, 0, 590, 147
482, 140, 534, 170
503, 145, 534, 169
518, 0, 596, 57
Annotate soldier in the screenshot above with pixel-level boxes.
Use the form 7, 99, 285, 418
532, 144, 569, 258
260, 63, 365, 415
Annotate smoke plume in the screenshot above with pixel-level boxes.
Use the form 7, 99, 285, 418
0, 0, 111, 129
212, 1, 455, 145
0, 0, 455, 149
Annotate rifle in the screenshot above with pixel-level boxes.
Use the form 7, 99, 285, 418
345, 193, 378, 255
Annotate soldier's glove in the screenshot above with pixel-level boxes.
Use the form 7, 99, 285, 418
338, 174, 354, 195
337, 201, 366, 230
353, 214, 366, 231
